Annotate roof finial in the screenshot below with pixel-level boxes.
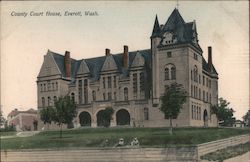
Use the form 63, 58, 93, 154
176, 0, 179, 10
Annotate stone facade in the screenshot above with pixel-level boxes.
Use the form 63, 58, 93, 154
37, 9, 218, 129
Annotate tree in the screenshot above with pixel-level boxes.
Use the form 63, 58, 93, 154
211, 98, 235, 127
0, 110, 6, 128
54, 95, 77, 138
40, 106, 56, 129
39, 95, 77, 137
242, 110, 250, 127
160, 83, 187, 134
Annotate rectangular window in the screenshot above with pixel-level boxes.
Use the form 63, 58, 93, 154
78, 80, 82, 104
103, 93, 106, 100
191, 105, 194, 119
133, 73, 138, 99
203, 90, 205, 101
203, 76, 205, 86
40, 84, 43, 92
108, 76, 111, 88
206, 78, 208, 87
113, 76, 116, 88
48, 82, 51, 91
194, 53, 198, 60
84, 79, 88, 104
114, 92, 117, 100
108, 92, 112, 100
167, 51, 172, 58
103, 77, 106, 89
140, 72, 145, 97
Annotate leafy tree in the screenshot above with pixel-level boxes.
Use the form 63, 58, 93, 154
54, 95, 77, 138
160, 83, 187, 134
211, 98, 235, 127
242, 110, 250, 127
0, 110, 6, 128
40, 106, 56, 130
97, 107, 114, 127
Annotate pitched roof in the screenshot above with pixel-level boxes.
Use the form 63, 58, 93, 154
151, 15, 161, 38
163, 8, 185, 31
202, 58, 218, 76
50, 51, 81, 80
158, 9, 202, 52
49, 49, 151, 82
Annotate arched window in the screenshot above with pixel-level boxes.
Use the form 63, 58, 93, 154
144, 108, 149, 120
55, 82, 58, 90
171, 67, 176, 79
71, 93, 75, 102
165, 64, 176, 80
124, 87, 128, 101
53, 96, 57, 105
42, 97, 45, 107
40, 84, 43, 92
48, 97, 51, 106
165, 68, 169, 80
194, 65, 198, 82
92, 91, 96, 101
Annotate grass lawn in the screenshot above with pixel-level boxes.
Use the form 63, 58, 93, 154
0, 131, 16, 137
1, 127, 249, 150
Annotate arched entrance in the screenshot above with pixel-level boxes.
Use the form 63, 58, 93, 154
116, 109, 130, 126
97, 110, 111, 127
203, 109, 208, 127
79, 111, 91, 126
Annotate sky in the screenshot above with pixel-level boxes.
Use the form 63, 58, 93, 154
1, 1, 249, 120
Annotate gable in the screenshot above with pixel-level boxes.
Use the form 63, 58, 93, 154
77, 59, 90, 74
101, 55, 118, 72
131, 52, 145, 67
38, 51, 61, 77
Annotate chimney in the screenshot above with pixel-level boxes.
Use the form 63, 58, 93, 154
208, 46, 212, 71
64, 51, 71, 78
105, 48, 110, 56
123, 45, 129, 68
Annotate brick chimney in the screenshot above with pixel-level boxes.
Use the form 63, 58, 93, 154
208, 46, 212, 71
105, 48, 110, 56
64, 51, 71, 78
123, 45, 129, 68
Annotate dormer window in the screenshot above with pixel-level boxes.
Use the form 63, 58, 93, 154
162, 32, 174, 45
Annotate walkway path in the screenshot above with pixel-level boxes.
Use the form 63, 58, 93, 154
1, 131, 40, 139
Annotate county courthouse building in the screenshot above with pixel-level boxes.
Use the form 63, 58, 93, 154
37, 9, 218, 129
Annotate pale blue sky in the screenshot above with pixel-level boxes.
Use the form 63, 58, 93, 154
1, 1, 249, 119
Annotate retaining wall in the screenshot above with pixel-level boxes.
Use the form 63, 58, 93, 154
197, 134, 250, 157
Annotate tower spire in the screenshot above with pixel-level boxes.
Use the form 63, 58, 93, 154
151, 14, 161, 38
176, 0, 179, 10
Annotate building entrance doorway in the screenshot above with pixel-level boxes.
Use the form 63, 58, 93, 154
203, 109, 208, 127
116, 109, 130, 126
79, 111, 91, 126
